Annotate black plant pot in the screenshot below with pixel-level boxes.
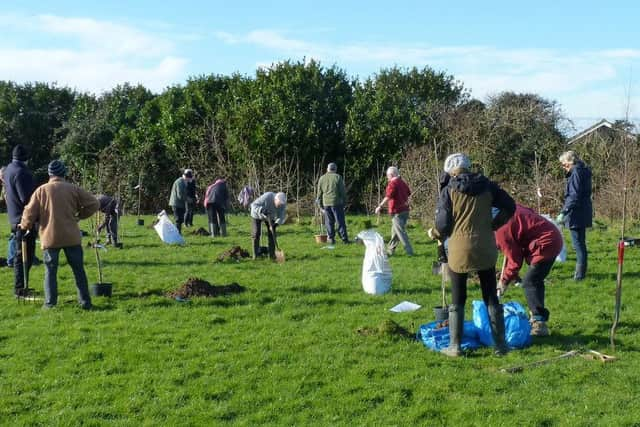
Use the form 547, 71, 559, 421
137, 218, 144, 226
90, 283, 113, 297
434, 305, 448, 322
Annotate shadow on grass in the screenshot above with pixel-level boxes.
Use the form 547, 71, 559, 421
288, 284, 352, 294
104, 259, 213, 267
117, 289, 166, 299
533, 332, 633, 351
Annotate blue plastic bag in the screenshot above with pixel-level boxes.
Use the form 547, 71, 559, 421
417, 320, 482, 352
472, 300, 531, 349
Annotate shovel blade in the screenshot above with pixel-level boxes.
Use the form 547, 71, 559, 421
275, 250, 285, 264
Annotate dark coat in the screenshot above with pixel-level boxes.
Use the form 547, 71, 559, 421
3, 160, 35, 226
97, 194, 118, 215
561, 161, 592, 229
435, 173, 515, 273
186, 180, 197, 202
205, 179, 229, 207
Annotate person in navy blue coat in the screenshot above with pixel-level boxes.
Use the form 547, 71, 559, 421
3, 145, 37, 297
557, 151, 592, 281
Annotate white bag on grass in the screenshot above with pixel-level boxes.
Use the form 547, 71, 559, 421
154, 210, 185, 245
357, 230, 392, 295
541, 214, 567, 263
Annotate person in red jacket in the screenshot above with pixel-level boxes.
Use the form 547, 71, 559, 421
495, 204, 563, 336
375, 166, 414, 256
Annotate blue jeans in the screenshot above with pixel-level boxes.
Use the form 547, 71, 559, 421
323, 205, 349, 243
570, 228, 587, 270
43, 245, 91, 308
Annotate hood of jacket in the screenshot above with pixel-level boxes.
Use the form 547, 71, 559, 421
449, 173, 490, 196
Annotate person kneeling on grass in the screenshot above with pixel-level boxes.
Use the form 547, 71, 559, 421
249, 191, 286, 260
19, 160, 100, 310
495, 204, 563, 337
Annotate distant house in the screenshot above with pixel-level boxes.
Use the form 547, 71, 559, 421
568, 119, 636, 145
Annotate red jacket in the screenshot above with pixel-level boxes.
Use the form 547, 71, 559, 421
495, 204, 563, 284
386, 177, 411, 214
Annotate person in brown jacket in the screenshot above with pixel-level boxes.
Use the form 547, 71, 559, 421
434, 153, 515, 357
19, 160, 100, 309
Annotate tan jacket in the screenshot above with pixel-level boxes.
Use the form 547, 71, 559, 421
20, 177, 100, 249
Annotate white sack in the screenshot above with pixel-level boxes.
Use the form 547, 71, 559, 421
357, 230, 392, 295
154, 210, 185, 245
541, 214, 567, 263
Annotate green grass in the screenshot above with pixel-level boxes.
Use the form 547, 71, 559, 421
1, 213, 640, 425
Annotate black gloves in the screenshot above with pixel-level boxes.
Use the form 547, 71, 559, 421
15, 227, 26, 241
437, 244, 448, 263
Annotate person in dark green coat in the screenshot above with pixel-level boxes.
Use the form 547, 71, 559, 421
169, 169, 192, 234
317, 162, 350, 244
434, 153, 515, 357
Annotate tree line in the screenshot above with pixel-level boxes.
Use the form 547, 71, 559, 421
1, 59, 637, 223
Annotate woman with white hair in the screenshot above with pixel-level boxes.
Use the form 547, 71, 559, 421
557, 151, 592, 281
249, 191, 287, 260
434, 153, 516, 357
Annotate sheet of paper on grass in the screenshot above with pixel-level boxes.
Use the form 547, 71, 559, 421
389, 301, 421, 313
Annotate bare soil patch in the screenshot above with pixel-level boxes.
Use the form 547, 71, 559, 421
217, 246, 250, 262
167, 277, 246, 299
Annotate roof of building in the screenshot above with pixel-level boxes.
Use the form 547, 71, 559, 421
568, 119, 636, 145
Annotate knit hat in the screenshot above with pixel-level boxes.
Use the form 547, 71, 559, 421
48, 160, 67, 177
443, 153, 471, 174
12, 144, 29, 161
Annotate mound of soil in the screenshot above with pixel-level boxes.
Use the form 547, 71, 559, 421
192, 227, 209, 236
356, 319, 414, 339
217, 246, 250, 262
167, 277, 246, 299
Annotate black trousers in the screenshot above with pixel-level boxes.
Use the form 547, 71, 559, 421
11, 225, 37, 293
184, 199, 196, 226
251, 218, 276, 259
173, 207, 186, 234
207, 204, 226, 227
522, 259, 554, 321
449, 267, 499, 308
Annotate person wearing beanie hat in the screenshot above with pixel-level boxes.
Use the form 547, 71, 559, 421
19, 163, 99, 309
432, 153, 516, 357
12, 144, 30, 162
169, 169, 193, 234
443, 153, 471, 176
317, 162, 350, 245
48, 160, 67, 177
3, 145, 36, 298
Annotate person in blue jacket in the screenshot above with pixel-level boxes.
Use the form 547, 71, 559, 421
557, 151, 592, 281
3, 145, 36, 297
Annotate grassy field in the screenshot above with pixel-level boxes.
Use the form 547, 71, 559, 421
1, 212, 640, 426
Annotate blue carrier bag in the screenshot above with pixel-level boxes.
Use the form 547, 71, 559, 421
472, 300, 531, 349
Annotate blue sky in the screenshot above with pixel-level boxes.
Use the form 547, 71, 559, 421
2, 1, 639, 132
